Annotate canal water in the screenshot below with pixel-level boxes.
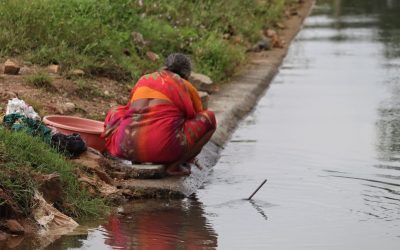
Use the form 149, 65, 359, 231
47, 0, 400, 249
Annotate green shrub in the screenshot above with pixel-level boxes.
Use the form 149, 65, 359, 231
193, 34, 245, 82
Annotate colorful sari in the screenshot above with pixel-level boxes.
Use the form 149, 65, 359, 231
102, 70, 216, 163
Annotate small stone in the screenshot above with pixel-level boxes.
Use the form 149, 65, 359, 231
69, 69, 85, 77
190, 73, 212, 86
3, 60, 20, 75
223, 33, 231, 40
249, 35, 272, 52
276, 22, 285, 29
18, 66, 34, 75
64, 102, 76, 113
189, 73, 216, 93
233, 36, 243, 44
48, 64, 60, 74
104, 90, 110, 96
131, 32, 145, 46
264, 29, 283, 48
266, 29, 277, 38
146, 51, 160, 62
56, 102, 75, 114
5, 220, 24, 235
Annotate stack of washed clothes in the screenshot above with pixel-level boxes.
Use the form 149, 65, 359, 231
2, 98, 86, 157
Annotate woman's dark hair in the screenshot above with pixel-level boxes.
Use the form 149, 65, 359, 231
165, 53, 192, 80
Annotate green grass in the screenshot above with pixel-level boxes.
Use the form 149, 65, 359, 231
73, 79, 109, 99
0, 0, 293, 83
26, 72, 54, 90
0, 127, 107, 218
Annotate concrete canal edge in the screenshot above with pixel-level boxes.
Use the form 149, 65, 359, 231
120, 0, 315, 198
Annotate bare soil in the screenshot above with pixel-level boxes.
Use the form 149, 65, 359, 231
0, 65, 130, 121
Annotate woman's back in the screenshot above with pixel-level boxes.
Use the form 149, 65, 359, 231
103, 70, 197, 163
103, 53, 216, 175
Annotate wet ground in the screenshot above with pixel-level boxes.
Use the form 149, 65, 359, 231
46, 0, 400, 249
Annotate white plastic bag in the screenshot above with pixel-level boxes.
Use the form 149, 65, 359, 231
6, 97, 41, 120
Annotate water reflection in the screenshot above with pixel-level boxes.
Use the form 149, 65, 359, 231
47, 196, 217, 250
376, 88, 400, 162
248, 200, 269, 221
373, 0, 400, 224
306, 0, 400, 224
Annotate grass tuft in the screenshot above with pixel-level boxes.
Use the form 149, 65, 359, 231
73, 79, 109, 99
26, 72, 54, 90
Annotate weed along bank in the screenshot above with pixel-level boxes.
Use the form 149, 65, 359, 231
0, 0, 312, 247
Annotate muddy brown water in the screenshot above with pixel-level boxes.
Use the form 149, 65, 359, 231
38, 0, 400, 249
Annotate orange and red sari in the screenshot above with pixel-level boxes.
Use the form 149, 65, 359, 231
102, 70, 216, 163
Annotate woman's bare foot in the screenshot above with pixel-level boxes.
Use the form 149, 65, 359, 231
166, 164, 191, 176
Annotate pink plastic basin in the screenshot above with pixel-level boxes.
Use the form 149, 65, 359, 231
43, 115, 106, 152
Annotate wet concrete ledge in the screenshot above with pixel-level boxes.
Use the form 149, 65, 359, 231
118, 0, 315, 198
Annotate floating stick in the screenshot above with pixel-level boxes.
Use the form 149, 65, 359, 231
247, 179, 267, 200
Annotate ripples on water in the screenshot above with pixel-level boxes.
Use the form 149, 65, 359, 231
44, 1, 400, 249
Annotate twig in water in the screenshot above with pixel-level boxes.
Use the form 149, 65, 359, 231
247, 179, 267, 200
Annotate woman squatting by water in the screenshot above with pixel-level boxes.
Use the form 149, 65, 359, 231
102, 53, 216, 176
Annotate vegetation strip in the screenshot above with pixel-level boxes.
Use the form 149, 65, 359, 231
0, 0, 294, 82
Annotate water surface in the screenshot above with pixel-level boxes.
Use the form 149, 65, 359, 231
48, 0, 400, 249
